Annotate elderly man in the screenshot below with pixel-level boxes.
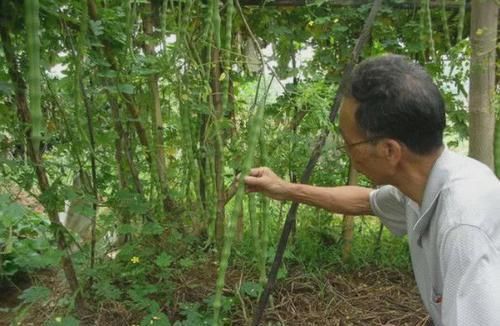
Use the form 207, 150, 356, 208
244, 55, 500, 326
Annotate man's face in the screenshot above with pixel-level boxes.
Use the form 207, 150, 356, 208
338, 97, 394, 185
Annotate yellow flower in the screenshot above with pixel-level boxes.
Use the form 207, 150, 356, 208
130, 256, 140, 264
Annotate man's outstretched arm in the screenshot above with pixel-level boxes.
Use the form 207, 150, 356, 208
244, 167, 374, 216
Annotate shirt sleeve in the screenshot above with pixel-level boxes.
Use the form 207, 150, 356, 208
440, 225, 500, 326
369, 185, 407, 236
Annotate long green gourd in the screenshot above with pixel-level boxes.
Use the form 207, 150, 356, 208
212, 83, 266, 325
439, 0, 451, 49
210, 0, 225, 321
248, 193, 262, 269
418, 5, 426, 61
26, 0, 42, 157
212, 34, 268, 326
221, 0, 233, 112
212, 0, 221, 49
258, 130, 269, 285
248, 190, 266, 286
456, 0, 466, 41
424, 0, 435, 60
246, 85, 269, 288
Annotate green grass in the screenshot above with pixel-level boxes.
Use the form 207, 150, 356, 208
235, 205, 412, 277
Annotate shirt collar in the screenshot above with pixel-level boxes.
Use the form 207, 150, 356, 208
413, 148, 452, 243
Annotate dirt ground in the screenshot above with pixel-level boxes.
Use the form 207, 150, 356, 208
0, 263, 430, 326
172, 264, 431, 326
0, 273, 31, 326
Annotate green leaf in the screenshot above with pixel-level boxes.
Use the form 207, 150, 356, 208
117, 84, 135, 94
1, 260, 19, 276
128, 284, 160, 311
332, 25, 348, 33
277, 265, 287, 280
97, 70, 118, 78
0, 202, 27, 226
47, 316, 80, 326
0, 81, 14, 95
179, 257, 194, 268
204, 294, 233, 313
0, 194, 10, 206
314, 16, 330, 25
13, 242, 62, 271
240, 281, 262, 298
117, 224, 135, 235
89, 20, 104, 36
178, 303, 207, 326
18, 286, 51, 304
140, 312, 170, 326
142, 222, 164, 236
96, 282, 122, 301
155, 252, 173, 269
135, 67, 160, 76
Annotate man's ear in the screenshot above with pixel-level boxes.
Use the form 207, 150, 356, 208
380, 139, 402, 165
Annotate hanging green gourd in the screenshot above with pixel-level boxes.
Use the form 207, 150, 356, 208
25, 0, 42, 157
418, 5, 426, 61
248, 192, 262, 263
439, 0, 451, 49
212, 81, 266, 325
456, 0, 466, 41
249, 191, 266, 286
212, 43, 268, 326
212, 0, 221, 49
258, 129, 269, 285
245, 78, 269, 288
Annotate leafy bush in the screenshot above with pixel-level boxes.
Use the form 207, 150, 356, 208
0, 194, 59, 280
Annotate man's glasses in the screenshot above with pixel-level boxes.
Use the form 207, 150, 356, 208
337, 136, 383, 152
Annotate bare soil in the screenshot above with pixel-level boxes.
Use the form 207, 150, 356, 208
0, 262, 429, 326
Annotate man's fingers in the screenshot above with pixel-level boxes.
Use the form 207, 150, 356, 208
244, 175, 261, 187
248, 167, 267, 177
245, 167, 275, 195
247, 168, 260, 177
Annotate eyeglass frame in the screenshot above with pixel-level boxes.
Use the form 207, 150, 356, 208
337, 135, 384, 152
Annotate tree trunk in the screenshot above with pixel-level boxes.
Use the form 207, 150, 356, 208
108, 94, 144, 197
468, 0, 498, 169
142, 2, 173, 215
109, 95, 133, 243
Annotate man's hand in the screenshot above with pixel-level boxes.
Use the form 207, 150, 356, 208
244, 167, 291, 201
